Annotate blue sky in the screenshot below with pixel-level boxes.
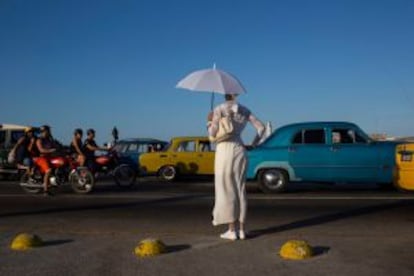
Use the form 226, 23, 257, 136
1, 0, 414, 144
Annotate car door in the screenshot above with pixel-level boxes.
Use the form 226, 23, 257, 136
124, 142, 142, 167
328, 128, 380, 182
289, 128, 333, 181
171, 140, 198, 174
195, 140, 215, 175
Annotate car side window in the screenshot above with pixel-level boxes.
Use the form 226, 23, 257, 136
331, 129, 368, 144
354, 131, 369, 143
303, 129, 325, 144
199, 141, 213, 152
127, 143, 139, 153
176, 141, 196, 152
149, 143, 165, 152
113, 143, 125, 153
292, 129, 325, 144
292, 131, 303, 144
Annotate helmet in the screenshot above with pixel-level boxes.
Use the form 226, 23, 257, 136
87, 128, 95, 135
74, 128, 83, 136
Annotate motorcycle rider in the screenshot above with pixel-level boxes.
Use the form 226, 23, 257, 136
83, 129, 107, 171
9, 127, 36, 174
70, 128, 85, 166
35, 125, 57, 196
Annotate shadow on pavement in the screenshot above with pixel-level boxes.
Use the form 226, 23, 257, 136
166, 244, 192, 254
250, 200, 413, 238
312, 246, 330, 257
42, 239, 74, 247
91, 177, 214, 194
0, 194, 207, 218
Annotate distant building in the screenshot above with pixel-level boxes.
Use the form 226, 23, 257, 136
370, 133, 414, 142
370, 133, 388, 141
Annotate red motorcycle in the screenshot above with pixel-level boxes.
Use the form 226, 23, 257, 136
87, 150, 136, 187
19, 154, 95, 194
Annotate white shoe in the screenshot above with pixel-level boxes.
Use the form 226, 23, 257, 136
220, 230, 237, 240
239, 230, 247, 240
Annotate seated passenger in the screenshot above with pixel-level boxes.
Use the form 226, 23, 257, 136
332, 132, 341, 144
10, 127, 36, 172
70, 128, 85, 166
35, 125, 57, 195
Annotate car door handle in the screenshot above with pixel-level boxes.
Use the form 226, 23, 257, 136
288, 147, 296, 153
160, 154, 168, 158
330, 146, 340, 152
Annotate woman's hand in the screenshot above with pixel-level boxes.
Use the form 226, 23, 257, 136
207, 111, 214, 122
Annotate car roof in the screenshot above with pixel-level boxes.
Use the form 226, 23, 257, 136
260, 121, 368, 147
278, 121, 360, 129
117, 138, 167, 143
170, 136, 209, 140
0, 124, 28, 130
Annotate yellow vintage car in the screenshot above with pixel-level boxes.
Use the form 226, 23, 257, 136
139, 136, 214, 181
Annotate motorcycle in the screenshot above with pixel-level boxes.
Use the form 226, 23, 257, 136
19, 154, 95, 194
87, 149, 136, 187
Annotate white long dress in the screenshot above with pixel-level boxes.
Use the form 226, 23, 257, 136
208, 100, 264, 226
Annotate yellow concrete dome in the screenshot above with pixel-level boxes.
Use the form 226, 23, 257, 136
279, 240, 313, 260
134, 238, 166, 257
10, 233, 43, 251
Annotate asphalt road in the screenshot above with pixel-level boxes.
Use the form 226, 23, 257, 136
1, 179, 414, 276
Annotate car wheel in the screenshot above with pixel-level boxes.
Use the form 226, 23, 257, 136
20, 171, 43, 194
113, 164, 137, 188
159, 165, 177, 181
70, 168, 95, 194
258, 169, 289, 193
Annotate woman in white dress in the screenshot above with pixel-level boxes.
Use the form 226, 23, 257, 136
208, 94, 265, 240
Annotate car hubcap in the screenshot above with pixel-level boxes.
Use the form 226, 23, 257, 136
162, 167, 175, 180
263, 170, 284, 189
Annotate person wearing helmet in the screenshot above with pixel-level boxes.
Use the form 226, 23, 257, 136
9, 127, 36, 173
70, 128, 85, 166
35, 125, 57, 195
83, 129, 107, 170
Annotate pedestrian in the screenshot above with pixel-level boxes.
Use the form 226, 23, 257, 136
207, 93, 265, 240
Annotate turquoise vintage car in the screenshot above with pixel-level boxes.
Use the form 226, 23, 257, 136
247, 121, 414, 193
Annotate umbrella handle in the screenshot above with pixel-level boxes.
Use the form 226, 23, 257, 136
210, 92, 215, 110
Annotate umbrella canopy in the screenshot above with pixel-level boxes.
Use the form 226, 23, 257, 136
176, 67, 246, 95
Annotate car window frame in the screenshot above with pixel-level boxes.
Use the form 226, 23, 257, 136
330, 128, 370, 145
291, 128, 327, 145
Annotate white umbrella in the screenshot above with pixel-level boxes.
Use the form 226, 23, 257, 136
176, 64, 246, 109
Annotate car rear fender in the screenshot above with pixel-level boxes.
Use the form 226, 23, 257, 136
253, 161, 299, 181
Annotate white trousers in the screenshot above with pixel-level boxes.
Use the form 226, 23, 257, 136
212, 141, 247, 226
